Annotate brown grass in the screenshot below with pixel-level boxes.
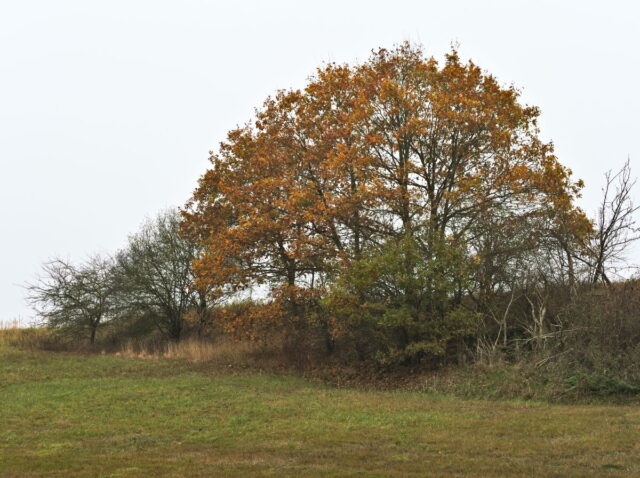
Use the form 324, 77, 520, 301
0, 320, 30, 346
116, 337, 277, 367
0, 321, 60, 350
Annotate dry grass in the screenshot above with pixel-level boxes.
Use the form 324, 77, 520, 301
0, 321, 58, 349
0, 320, 29, 346
116, 337, 271, 366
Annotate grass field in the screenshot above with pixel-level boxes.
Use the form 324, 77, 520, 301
1, 344, 639, 477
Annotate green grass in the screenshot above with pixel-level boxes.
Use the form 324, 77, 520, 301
1, 345, 639, 477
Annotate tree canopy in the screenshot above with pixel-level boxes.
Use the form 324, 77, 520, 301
184, 43, 588, 296
182, 43, 591, 361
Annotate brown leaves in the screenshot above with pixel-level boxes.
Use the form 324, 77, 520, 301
182, 42, 588, 311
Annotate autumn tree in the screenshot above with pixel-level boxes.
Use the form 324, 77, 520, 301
183, 43, 590, 358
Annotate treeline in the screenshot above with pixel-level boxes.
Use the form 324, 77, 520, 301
28, 43, 640, 394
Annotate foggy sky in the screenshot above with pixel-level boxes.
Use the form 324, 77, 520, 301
1, 0, 639, 323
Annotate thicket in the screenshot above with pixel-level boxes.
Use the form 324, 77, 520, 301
24, 43, 640, 398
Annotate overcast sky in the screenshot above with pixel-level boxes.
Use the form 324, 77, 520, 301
1, 0, 639, 323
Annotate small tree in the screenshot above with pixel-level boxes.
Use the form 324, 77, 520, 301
587, 159, 639, 284
26, 255, 115, 344
114, 209, 215, 341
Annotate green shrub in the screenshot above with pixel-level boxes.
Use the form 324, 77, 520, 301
324, 235, 478, 365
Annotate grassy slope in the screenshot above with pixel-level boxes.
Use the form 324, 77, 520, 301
1, 346, 639, 477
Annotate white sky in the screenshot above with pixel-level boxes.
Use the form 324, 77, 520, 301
1, 0, 639, 323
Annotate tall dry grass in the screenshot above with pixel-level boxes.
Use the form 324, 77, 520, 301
0, 320, 59, 349
116, 338, 269, 366
0, 319, 24, 346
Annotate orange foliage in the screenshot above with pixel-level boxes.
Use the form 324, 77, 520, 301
182, 42, 591, 333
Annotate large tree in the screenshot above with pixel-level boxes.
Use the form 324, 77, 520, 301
183, 43, 590, 350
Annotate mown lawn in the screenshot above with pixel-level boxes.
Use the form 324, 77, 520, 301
1, 346, 638, 477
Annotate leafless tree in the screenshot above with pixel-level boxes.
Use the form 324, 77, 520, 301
113, 209, 217, 341
587, 159, 639, 284
26, 255, 116, 344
